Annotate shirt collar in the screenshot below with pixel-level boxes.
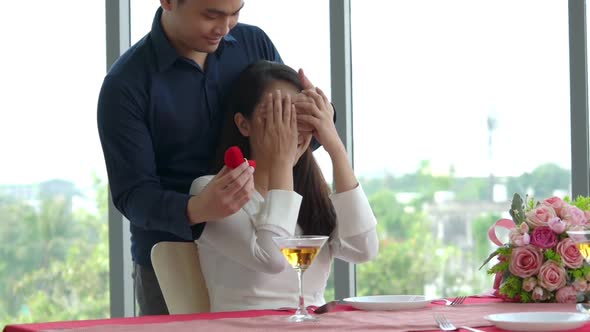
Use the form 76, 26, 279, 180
150, 7, 238, 72
150, 8, 179, 72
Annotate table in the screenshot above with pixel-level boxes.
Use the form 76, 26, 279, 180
4, 296, 590, 332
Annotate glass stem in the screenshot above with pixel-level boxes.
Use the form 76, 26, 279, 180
297, 269, 306, 315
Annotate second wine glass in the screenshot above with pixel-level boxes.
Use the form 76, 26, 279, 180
567, 229, 590, 263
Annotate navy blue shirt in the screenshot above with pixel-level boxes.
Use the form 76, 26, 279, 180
97, 8, 282, 266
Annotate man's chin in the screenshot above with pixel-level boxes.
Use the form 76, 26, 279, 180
194, 44, 220, 54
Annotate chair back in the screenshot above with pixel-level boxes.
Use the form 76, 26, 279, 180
151, 241, 210, 314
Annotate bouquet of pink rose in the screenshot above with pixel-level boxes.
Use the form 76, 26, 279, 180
482, 193, 590, 303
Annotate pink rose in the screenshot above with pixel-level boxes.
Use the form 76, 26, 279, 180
548, 217, 566, 234
573, 278, 588, 292
555, 286, 578, 303
538, 261, 567, 291
526, 205, 557, 228
544, 197, 567, 216
509, 245, 543, 278
522, 277, 537, 292
530, 226, 558, 249
532, 286, 550, 301
520, 223, 530, 233
561, 205, 587, 226
509, 229, 530, 247
556, 238, 584, 268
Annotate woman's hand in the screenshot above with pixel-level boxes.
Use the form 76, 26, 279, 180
294, 87, 343, 155
250, 90, 298, 191
253, 90, 299, 166
295, 87, 358, 193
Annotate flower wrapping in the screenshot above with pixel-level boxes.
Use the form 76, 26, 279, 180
482, 193, 590, 303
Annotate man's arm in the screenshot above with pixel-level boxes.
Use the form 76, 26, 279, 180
97, 75, 194, 240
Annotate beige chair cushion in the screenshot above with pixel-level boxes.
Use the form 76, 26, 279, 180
151, 241, 210, 314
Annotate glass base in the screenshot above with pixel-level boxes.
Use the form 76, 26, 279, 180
287, 312, 319, 322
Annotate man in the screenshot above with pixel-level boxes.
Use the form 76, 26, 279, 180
97, 0, 318, 315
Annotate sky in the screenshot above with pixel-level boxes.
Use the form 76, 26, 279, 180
0, 0, 574, 196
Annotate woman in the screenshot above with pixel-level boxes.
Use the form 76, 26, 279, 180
190, 60, 378, 312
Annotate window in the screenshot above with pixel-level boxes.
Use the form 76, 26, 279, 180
0, 1, 108, 324
351, 0, 570, 298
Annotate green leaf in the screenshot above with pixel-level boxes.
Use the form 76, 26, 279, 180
499, 275, 522, 299
520, 291, 532, 303
479, 249, 499, 270
528, 196, 537, 211
571, 195, 590, 211
510, 193, 526, 224
571, 269, 583, 279
487, 261, 509, 274
497, 246, 512, 256
544, 249, 562, 263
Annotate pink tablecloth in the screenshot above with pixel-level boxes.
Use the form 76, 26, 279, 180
4, 296, 590, 332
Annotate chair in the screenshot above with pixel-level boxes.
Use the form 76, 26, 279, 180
151, 241, 210, 314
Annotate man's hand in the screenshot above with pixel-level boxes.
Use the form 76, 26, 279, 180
187, 162, 254, 224
298, 68, 314, 90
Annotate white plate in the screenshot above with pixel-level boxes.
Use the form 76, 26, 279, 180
341, 295, 430, 311
484, 312, 590, 332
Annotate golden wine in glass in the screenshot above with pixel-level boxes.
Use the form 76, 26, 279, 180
273, 235, 328, 322
567, 230, 590, 262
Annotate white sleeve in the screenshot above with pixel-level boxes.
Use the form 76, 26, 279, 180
328, 184, 379, 263
190, 176, 302, 274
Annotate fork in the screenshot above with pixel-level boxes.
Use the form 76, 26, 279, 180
448, 295, 467, 306
433, 313, 485, 332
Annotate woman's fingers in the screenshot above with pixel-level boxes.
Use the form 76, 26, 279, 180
303, 89, 326, 111
293, 100, 321, 117
292, 92, 313, 105
273, 89, 283, 127
254, 109, 265, 128
297, 114, 321, 130
296, 120, 315, 132
282, 93, 292, 125
315, 87, 330, 105
265, 92, 274, 129
291, 104, 298, 130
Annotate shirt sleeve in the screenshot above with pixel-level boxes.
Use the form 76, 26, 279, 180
97, 75, 194, 240
329, 184, 379, 263
190, 176, 301, 274
256, 26, 283, 63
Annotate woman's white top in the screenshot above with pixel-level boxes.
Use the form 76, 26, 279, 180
190, 175, 378, 312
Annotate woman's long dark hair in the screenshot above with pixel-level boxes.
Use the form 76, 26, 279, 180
212, 60, 336, 236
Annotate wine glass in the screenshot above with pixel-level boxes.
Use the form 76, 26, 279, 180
568, 228, 590, 306
567, 229, 590, 263
272, 235, 329, 322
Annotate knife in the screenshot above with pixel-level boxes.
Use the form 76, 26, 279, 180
312, 300, 344, 314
